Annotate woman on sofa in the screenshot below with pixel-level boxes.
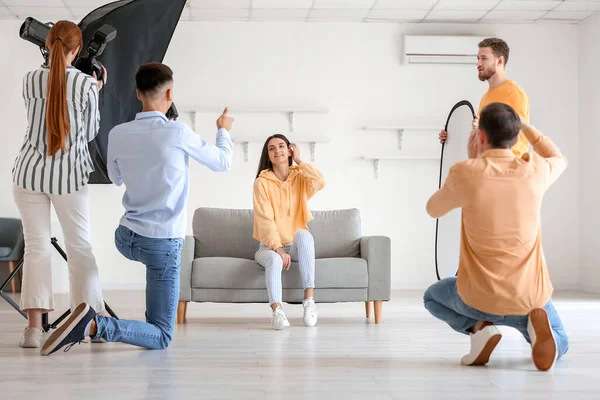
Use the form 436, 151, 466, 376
253, 134, 326, 330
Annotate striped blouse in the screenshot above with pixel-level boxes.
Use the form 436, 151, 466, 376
12, 66, 100, 195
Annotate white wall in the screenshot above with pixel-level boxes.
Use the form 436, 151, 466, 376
579, 13, 600, 293
0, 20, 579, 293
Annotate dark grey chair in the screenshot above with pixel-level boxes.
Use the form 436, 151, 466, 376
0, 218, 24, 293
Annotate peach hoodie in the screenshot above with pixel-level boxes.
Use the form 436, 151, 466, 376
253, 163, 325, 250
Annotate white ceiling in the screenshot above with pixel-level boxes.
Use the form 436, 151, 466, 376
0, 0, 598, 24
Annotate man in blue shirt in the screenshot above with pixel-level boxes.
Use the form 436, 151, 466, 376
41, 62, 234, 355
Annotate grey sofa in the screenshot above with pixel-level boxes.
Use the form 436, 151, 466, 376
177, 208, 391, 324
0, 218, 24, 293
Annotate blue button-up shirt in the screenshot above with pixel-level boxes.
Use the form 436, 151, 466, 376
107, 111, 233, 238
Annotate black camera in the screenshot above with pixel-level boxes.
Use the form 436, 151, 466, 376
166, 102, 178, 120
73, 24, 116, 83
19, 17, 116, 83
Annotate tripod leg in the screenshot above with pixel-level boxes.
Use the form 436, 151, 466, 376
42, 313, 49, 332
1, 259, 23, 292
0, 259, 27, 318
50, 309, 72, 330
0, 292, 26, 318
49, 239, 119, 325
8, 262, 16, 293
0, 240, 121, 330
104, 302, 119, 319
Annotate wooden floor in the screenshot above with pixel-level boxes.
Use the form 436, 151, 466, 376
1, 289, 599, 400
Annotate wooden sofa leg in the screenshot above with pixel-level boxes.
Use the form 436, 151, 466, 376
374, 301, 382, 324
8, 261, 16, 293
365, 301, 372, 319
177, 301, 188, 324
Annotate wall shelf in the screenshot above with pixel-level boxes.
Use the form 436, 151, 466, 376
182, 106, 329, 114
362, 154, 440, 179
363, 124, 439, 150
232, 135, 331, 162
180, 107, 330, 162
183, 107, 328, 132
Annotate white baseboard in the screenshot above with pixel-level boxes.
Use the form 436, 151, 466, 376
579, 283, 600, 294
100, 282, 147, 291
60, 281, 600, 293
554, 283, 582, 291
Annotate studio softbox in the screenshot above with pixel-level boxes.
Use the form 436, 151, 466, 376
78, 0, 187, 184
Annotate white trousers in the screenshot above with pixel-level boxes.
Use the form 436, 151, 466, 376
12, 184, 105, 313
255, 230, 316, 305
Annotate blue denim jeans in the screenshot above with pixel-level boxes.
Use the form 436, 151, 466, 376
93, 225, 183, 350
424, 277, 569, 359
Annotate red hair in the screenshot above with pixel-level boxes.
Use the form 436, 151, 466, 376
45, 20, 82, 155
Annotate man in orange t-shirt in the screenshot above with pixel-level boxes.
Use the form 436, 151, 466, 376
440, 37, 531, 158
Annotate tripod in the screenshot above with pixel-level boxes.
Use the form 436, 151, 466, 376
0, 237, 118, 332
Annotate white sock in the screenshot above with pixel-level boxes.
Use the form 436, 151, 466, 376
83, 320, 93, 338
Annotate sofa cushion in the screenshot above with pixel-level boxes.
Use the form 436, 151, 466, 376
307, 209, 361, 258
0, 247, 12, 258
191, 257, 368, 289
193, 208, 361, 259
193, 208, 259, 260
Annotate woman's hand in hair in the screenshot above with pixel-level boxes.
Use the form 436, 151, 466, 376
290, 143, 302, 165
276, 247, 291, 270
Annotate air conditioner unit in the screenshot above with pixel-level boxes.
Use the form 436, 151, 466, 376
402, 35, 490, 65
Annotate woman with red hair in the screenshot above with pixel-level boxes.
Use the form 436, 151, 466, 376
11, 20, 107, 348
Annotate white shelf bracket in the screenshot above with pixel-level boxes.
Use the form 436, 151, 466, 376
288, 111, 295, 132
191, 111, 197, 131
397, 129, 404, 150
373, 159, 380, 180
243, 142, 249, 162
310, 142, 316, 162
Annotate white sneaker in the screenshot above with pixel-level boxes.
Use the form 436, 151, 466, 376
19, 327, 44, 348
272, 308, 290, 330
528, 308, 558, 371
460, 324, 502, 366
302, 297, 318, 327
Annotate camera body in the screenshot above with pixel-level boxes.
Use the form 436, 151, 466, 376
73, 24, 116, 82
166, 102, 178, 121
19, 17, 116, 82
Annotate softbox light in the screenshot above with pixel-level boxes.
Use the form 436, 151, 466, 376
78, 0, 187, 184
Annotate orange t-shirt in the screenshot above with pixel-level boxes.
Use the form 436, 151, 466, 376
479, 80, 531, 158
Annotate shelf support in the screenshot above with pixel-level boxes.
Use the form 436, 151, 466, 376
243, 142, 249, 162
373, 159, 379, 180
310, 142, 316, 162
397, 129, 404, 150
288, 112, 294, 132
191, 111, 196, 131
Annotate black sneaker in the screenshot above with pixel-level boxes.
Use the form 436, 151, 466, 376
40, 303, 96, 356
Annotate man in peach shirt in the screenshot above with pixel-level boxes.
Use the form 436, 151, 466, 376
424, 102, 569, 371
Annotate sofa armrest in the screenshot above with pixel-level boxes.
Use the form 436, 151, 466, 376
179, 235, 195, 302
360, 236, 391, 301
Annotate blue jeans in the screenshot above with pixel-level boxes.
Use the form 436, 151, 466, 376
424, 277, 569, 360
93, 225, 183, 350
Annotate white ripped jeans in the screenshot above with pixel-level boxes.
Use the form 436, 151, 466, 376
254, 230, 315, 305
